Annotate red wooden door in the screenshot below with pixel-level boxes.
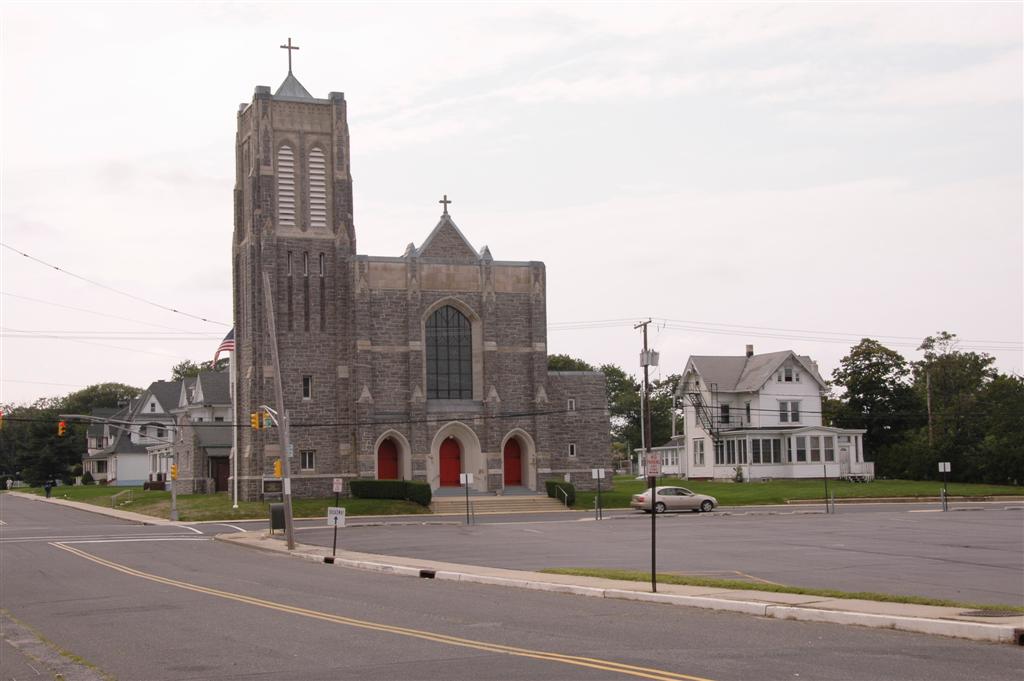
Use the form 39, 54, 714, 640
503, 438, 522, 486
377, 438, 399, 480
212, 458, 230, 492
440, 438, 461, 486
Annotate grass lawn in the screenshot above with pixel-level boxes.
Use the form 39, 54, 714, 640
540, 567, 1024, 613
16, 486, 429, 521
575, 476, 1023, 510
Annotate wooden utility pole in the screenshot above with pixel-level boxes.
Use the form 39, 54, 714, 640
635, 319, 657, 592
262, 272, 296, 550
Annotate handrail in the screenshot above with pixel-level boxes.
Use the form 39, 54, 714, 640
110, 489, 133, 508
554, 485, 569, 508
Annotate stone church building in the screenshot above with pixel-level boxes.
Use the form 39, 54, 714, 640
232, 64, 609, 500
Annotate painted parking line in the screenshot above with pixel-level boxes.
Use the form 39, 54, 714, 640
908, 509, 943, 513
52, 542, 716, 681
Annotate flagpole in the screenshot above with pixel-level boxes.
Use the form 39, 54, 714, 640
230, 342, 238, 509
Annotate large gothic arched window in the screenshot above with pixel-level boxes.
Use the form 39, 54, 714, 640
426, 305, 473, 399
276, 145, 296, 227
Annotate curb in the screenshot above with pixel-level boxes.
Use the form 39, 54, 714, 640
214, 532, 1023, 646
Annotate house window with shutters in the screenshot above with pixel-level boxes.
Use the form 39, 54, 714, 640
308, 147, 327, 229
277, 145, 296, 227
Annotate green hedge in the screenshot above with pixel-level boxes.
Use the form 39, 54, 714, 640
349, 479, 432, 507
544, 479, 576, 506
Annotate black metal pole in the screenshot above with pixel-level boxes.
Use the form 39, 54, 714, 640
823, 464, 829, 514
943, 468, 948, 510
465, 477, 470, 525
596, 474, 601, 520
332, 490, 340, 557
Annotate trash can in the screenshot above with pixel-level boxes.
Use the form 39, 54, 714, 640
269, 503, 285, 533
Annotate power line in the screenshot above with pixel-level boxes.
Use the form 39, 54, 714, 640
1, 292, 218, 333
0, 242, 229, 327
1, 330, 183, 359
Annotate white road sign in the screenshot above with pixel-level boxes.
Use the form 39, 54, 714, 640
460, 473, 474, 485
332, 478, 344, 493
327, 506, 346, 527
938, 462, 951, 473
591, 468, 606, 479
645, 454, 661, 476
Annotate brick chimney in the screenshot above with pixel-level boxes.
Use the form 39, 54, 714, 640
745, 344, 754, 358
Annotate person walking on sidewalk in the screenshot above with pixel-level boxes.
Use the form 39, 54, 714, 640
44, 478, 54, 498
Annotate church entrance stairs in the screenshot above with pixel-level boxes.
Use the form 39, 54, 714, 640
430, 494, 570, 514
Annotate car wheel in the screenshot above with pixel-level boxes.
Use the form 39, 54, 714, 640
700, 500, 713, 513
655, 502, 667, 514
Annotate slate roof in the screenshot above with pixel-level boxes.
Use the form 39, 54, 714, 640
146, 380, 183, 413
86, 408, 120, 437
274, 71, 313, 100
684, 351, 826, 393
195, 371, 230, 405
196, 424, 233, 449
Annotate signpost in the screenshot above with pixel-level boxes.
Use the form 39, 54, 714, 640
592, 468, 605, 520
460, 473, 474, 525
325, 506, 345, 563
938, 462, 951, 511
645, 454, 661, 477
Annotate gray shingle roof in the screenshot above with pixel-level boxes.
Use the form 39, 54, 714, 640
685, 351, 826, 393
146, 381, 183, 413
196, 424, 233, 449
86, 408, 119, 437
196, 371, 230, 405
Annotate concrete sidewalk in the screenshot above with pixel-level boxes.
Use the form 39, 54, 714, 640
6, 490, 176, 525
216, 530, 1024, 647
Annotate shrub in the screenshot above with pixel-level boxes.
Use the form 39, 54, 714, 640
82, 471, 95, 485
71, 464, 83, 477
544, 479, 576, 506
349, 480, 432, 507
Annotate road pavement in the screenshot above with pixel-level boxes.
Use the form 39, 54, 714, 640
3, 493, 1023, 681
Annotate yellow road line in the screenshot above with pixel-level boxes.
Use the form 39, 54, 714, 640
51, 542, 715, 681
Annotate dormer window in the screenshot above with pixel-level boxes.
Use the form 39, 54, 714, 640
778, 367, 800, 383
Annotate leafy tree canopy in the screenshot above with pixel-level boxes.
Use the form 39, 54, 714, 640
547, 354, 596, 372
171, 358, 228, 381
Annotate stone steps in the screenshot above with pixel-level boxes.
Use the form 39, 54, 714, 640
430, 495, 569, 514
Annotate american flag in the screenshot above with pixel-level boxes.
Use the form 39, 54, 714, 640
213, 328, 235, 366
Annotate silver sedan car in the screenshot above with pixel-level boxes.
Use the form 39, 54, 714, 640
630, 486, 717, 513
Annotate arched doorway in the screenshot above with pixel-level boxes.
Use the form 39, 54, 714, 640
377, 438, 399, 480
503, 438, 522, 486
439, 437, 462, 486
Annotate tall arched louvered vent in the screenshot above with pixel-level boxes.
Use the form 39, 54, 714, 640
309, 147, 327, 230
277, 145, 296, 227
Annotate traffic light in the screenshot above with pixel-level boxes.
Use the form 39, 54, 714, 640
170, 463, 179, 481
250, 412, 261, 430
57, 420, 67, 437
263, 412, 273, 429
273, 458, 282, 478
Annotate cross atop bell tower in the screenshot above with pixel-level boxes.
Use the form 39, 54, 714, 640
280, 37, 299, 73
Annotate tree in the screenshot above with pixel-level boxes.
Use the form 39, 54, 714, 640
599, 364, 679, 455
547, 354, 596, 372
913, 331, 997, 480
967, 374, 1024, 484
60, 382, 140, 417
171, 358, 228, 381
831, 338, 922, 461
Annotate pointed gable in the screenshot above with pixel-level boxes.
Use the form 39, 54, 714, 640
416, 215, 479, 261
274, 72, 314, 100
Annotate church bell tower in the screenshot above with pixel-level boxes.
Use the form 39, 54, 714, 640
231, 40, 357, 500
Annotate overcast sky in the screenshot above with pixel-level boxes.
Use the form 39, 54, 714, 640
1, 1, 1021, 405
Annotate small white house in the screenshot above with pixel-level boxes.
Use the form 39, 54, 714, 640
675, 345, 872, 481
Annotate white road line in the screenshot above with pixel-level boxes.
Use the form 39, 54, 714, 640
179, 525, 204, 534
1, 533, 197, 543
909, 509, 943, 513
220, 524, 247, 532
59, 537, 211, 544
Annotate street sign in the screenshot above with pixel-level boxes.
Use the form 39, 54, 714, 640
938, 462, 951, 473
332, 478, 344, 493
645, 454, 661, 476
591, 468, 605, 479
460, 473, 474, 485
327, 506, 346, 527
564, 473, 572, 483
287, 444, 295, 458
